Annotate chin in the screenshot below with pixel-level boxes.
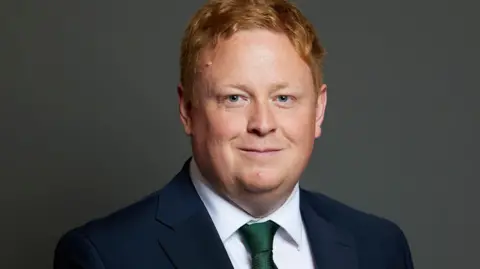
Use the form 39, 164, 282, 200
238, 168, 285, 194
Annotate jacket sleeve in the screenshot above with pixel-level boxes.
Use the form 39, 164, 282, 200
54, 229, 105, 269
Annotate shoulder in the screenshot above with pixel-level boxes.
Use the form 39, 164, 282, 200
301, 189, 401, 232
54, 190, 163, 268
301, 189, 414, 267
75, 190, 161, 239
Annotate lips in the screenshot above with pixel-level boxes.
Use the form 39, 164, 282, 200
239, 148, 282, 153
238, 146, 284, 158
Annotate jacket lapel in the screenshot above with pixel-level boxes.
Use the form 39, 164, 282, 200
300, 190, 359, 269
155, 160, 234, 269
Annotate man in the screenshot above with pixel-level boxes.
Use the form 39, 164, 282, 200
54, 0, 414, 268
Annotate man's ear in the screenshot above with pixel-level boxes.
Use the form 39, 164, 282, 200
315, 84, 327, 138
178, 84, 192, 135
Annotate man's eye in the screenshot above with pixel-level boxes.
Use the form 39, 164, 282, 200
227, 95, 241, 102
276, 95, 290, 102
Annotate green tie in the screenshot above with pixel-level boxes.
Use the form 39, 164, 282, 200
239, 220, 279, 269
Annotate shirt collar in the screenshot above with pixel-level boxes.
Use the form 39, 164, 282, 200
189, 158, 303, 249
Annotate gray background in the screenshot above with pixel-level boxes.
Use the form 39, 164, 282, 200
1, 0, 478, 268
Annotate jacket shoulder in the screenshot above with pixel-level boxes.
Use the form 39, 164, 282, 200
55, 190, 164, 267
301, 189, 414, 268
81, 190, 161, 238
302, 189, 402, 232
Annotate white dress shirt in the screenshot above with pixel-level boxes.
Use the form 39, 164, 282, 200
190, 158, 315, 269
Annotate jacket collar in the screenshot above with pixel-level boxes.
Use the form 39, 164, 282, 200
155, 159, 358, 269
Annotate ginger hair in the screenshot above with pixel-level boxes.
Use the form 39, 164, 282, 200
180, 0, 326, 103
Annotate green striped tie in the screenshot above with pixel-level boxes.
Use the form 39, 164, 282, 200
239, 220, 279, 269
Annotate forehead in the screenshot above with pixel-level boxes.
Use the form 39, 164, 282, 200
197, 29, 313, 88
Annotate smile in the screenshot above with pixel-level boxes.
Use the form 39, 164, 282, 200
238, 148, 283, 157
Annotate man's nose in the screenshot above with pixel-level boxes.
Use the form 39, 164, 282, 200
246, 101, 277, 136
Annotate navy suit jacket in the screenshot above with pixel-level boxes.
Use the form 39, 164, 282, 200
54, 160, 414, 269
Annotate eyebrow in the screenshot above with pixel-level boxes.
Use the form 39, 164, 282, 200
224, 82, 290, 92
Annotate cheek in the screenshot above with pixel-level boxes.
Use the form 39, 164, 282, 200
279, 109, 317, 142
202, 112, 246, 173
200, 109, 246, 141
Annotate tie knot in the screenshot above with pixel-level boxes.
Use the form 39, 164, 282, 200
239, 220, 279, 255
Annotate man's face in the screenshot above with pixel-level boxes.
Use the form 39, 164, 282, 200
179, 29, 327, 214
